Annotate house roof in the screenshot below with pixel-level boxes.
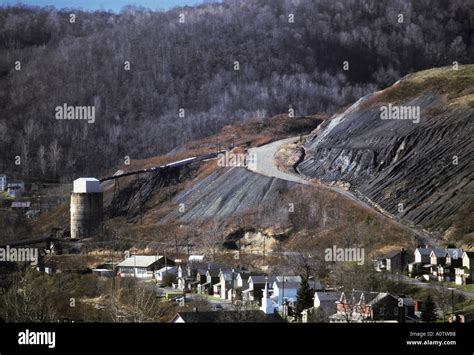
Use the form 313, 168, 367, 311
339, 291, 379, 305
400, 297, 415, 307
380, 250, 402, 260
445, 249, 463, 259
11, 201, 31, 208
249, 276, 276, 284
196, 268, 208, 275
276, 276, 301, 283
237, 272, 264, 280
189, 261, 227, 270
117, 255, 163, 268
156, 266, 176, 273
172, 310, 286, 323
315, 291, 340, 302
416, 247, 435, 256
273, 281, 300, 290
206, 269, 220, 277
188, 255, 205, 262
429, 248, 447, 258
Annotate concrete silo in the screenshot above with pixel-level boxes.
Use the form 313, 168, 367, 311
70, 178, 103, 239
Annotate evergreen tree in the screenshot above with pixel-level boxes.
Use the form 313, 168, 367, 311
421, 294, 438, 323
294, 276, 313, 320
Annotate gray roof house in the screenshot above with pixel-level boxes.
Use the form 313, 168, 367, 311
116, 255, 175, 279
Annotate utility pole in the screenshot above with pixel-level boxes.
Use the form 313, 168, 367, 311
231, 269, 235, 304
448, 287, 455, 320
282, 276, 286, 319
111, 238, 118, 322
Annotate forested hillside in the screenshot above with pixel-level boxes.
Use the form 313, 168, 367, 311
0, 0, 471, 181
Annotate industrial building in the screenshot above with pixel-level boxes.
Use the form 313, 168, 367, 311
70, 177, 103, 239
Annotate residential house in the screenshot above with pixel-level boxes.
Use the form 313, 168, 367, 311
198, 268, 221, 294
314, 290, 341, 315
213, 269, 237, 299
176, 265, 187, 289
155, 266, 178, 282
171, 310, 286, 323
191, 268, 208, 290
446, 249, 463, 267
375, 248, 408, 273
176, 263, 206, 290
176, 261, 225, 291
271, 280, 300, 310
11, 201, 31, 212
242, 275, 276, 304
7, 181, 25, 198
455, 251, 474, 285
330, 291, 418, 323
0, 175, 6, 191
436, 249, 463, 282
270, 276, 322, 310
231, 272, 264, 300
430, 249, 447, 269
116, 255, 175, 279
409, 246, 444, 276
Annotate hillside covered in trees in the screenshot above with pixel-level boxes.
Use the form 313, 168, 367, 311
0, 0, 471, 181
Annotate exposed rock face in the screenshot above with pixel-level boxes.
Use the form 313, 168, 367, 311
298, 67, 474, 231
167, 167, 296, 222
108, 167, 185, 221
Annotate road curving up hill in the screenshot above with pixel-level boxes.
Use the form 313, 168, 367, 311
247, 137, 310, 185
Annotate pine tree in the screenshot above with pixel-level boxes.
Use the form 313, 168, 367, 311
421, 294, 438, 323
294, 276, 313, 320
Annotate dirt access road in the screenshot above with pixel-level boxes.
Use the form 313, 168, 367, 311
246, 136, 438, 247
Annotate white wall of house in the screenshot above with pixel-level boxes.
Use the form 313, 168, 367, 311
155, 266, 177, 281
414, 249, 423, 263
463, 253, 471, 269
0, 175, 6, 191
118, 266, 153, 278
272, 282, 297, 307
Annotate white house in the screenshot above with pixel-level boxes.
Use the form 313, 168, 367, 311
0, 175, 6, 191
116, 255, 174, 279
213, 270, 235, 299
242, 275, 276, 303
455, 251, 474, 285
271, 280, 299, 309
188, 255, 205, 262
154, 266, 178, 281
410, 246, 445, 276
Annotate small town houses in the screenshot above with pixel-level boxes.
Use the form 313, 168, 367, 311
377, 246, 474, 285
113, 252, 447, 323
329, 291, 418, 323
410, 246, 473, 284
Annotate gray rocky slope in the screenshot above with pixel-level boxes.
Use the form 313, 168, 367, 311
167, 167, 296, 222
297, 67, 474, 231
